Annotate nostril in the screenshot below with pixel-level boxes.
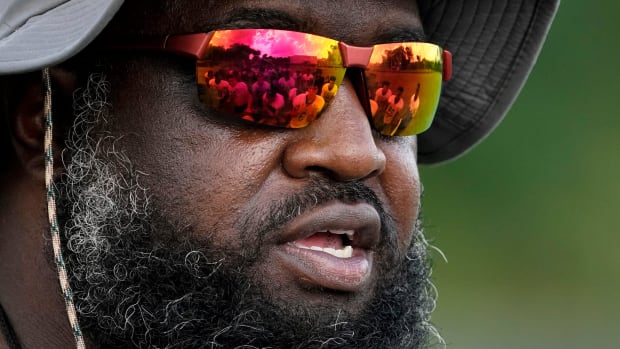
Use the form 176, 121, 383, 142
304, 165, 347, 182
365, 168, 382, 180
306, 165, 325, 173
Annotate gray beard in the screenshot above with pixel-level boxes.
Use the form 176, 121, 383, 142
55, 72, 441, 349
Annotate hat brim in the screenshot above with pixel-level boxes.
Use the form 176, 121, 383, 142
0, 0, 123, 74
417, 0, 560, 164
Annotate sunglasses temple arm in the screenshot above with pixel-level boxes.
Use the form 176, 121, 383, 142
164, 33, 215, 58
443, 50, 452, 81
101, 33, 215, 59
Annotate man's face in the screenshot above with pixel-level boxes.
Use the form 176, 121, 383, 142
58, 0, 436, 347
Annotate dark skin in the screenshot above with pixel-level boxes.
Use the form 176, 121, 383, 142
0, 1, 425, 347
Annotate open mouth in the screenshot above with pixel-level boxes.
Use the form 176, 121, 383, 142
273, 203, 381, 292
292, 230, 356, 258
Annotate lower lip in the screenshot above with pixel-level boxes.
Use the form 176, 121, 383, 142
276, 243, 373, 292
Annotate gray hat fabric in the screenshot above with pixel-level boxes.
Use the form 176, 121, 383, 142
0, 0, 560, 164
0, 0, 122, 74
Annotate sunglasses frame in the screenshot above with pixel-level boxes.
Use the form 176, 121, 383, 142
154, 32, 452, 81
109, 29, 453, 135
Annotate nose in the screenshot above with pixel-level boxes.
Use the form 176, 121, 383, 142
282, 78, 386, 181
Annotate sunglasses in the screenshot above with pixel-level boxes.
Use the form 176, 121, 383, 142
128, 29, 452, 136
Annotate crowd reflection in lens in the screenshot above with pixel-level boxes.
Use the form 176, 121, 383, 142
199, 64, 338, 128
370, 81, 422, 136
197, 37, 441, 135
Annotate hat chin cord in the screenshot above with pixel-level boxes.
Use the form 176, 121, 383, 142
43, 68, 86, 349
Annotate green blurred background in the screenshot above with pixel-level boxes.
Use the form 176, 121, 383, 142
421, 2, 620, 348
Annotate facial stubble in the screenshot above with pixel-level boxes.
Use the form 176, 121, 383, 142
55, 72, 440, 348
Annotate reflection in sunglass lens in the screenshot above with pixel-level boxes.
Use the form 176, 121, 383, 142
366, 42, 443, 136
196, 29, 345, 128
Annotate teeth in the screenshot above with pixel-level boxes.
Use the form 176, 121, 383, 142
325, 246, 353, 258
330, 230, 355, 239
299, 245, 353, 258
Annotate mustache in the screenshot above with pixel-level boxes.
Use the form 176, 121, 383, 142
237, 177, 400, 259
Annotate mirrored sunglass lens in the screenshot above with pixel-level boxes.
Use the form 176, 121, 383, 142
365, 42, 443, 136
196, 29, 345, 128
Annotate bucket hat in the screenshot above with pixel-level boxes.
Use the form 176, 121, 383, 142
0, 0, 560, 164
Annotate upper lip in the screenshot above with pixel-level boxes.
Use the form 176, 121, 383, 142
277, 202, 381, 250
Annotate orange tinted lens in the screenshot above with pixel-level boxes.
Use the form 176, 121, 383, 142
365, 42, 443, 136
196, 29, 345, 128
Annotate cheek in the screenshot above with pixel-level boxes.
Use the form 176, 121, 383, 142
117, 114, 285, 247
105, 62, 284, 244
380, 139, 420, 249
170, 132, 282, 239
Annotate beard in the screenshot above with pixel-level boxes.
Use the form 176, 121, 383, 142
55, 72, 441, 349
